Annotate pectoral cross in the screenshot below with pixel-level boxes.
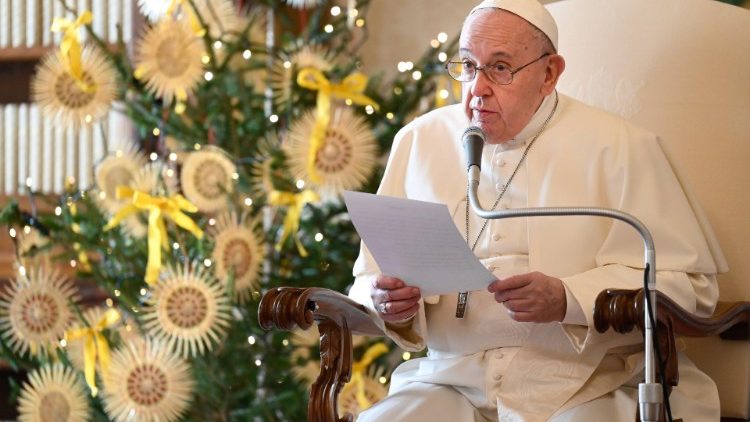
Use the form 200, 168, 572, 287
456, 291, 469, 318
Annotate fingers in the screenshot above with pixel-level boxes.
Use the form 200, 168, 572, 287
487, 272, 535, 293
371, 275, 422, 322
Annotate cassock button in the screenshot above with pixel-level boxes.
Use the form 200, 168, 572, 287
492, 234, 501, 241
495, 352, 505, 359
493, 373, 503, 381
495, 182, 505, 192
494, 158, 506, 167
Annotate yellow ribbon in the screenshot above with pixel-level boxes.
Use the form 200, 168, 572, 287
104, 187, 204, 285
51, 11, 94, 93
69, 203, 91, 272
166, 0, 206, 36
268, 189, 320, 257
64, 308, 121, 397
345, 342, 389, 410
296, 68, 379, 183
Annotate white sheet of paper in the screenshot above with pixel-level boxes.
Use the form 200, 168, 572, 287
343, 191, 496, 297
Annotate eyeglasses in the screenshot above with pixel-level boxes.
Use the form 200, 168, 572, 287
444, 53, 550, 85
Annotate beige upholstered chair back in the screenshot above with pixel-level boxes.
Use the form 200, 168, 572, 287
547, 0, 750, 417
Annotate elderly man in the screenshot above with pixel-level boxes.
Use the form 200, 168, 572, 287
348, 0, 723, 420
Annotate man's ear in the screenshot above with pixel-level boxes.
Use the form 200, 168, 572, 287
541, 54, 565, 95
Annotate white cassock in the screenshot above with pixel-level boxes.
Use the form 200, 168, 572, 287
348, 92, 724, 421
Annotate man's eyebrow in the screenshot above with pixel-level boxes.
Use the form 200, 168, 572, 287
458, 48, 512, 60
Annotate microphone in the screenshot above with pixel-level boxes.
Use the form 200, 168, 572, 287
463, 126, 485, 170
462, 128, 662, 422
463, 126, 485, 185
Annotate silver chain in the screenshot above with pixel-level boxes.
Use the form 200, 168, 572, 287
455, 92, 559, 318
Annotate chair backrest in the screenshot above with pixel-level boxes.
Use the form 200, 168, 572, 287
547, 0, 750, 417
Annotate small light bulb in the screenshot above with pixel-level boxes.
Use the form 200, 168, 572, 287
242, 49, 252, 59
324, 24, 334, 33
402, 352, 411, 360
213, 40, 222, 49
438, 52, 448, 62
169, 152, 178, 161
439, 89, 449, 99
208, 218, 216, 226
282, 339, 289, 346
283, 61, 291, 69
84, 114, 93, 123
254, 359, 262, 366
244, 197, 253, 207
430, 39, 440, 48
18, 266, 26, 277
205, 71, 214, 81
152, 127, 161, 136
60, 339, 67, 348
173, 242, 180, 250
202, 55, 211, 64
54, 206, 62, 216
23, 225, 31, 234
114, 289, 121, 297
232, 172, 239, 180
166, 168, 174, 177
99, 191, 106, 200
194, 143, 202, 150
330, 6, 341, 16
296, 179, 305, 189
247, 336, 256, 345
204, 258, 212, 267
106, 298, 114, 307
269, 114, 279, 123
379, 376, 387, 384
355, 18, 365, 27
365, 105, 375, 115
149, 152, 158, 161
412, 71, 422, 81
70, 260, 77, 268
314, 233, 324, 242
437, 32, 448, 43
386, 112, 395, 120
140, 288, 147, 296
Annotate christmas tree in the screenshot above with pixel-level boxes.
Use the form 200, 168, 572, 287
0, 0, 458, 420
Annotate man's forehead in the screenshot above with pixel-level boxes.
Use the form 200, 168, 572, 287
460, 10, 537, 54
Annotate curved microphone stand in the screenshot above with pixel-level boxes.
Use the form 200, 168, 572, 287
466, 162, 662, 422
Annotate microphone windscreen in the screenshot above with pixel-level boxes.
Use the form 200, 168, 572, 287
462, 126, 485, 170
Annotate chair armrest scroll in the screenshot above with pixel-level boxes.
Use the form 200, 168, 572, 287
594, 289, 750, 339
258, 287, 385, 422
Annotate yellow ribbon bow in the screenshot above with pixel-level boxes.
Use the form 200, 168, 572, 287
104, 187, 204, 285
346, 342, 389, 410
296, 68, 379, 184
64, 308, 121, 397
51, 11, 94, 93
268, 189, 320, 257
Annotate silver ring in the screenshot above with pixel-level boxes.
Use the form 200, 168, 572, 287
378, 302, 388, 314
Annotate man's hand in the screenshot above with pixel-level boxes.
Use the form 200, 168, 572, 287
487, 271, 566, 323
371, 275, 421, 323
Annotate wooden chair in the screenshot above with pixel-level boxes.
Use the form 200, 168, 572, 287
260, 0, 750, 420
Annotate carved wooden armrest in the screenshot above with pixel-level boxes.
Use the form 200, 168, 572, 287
258, 287, 385, 422
594, 288, 750, 389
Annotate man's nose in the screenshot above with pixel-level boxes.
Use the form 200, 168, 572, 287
470, 69, 494, 98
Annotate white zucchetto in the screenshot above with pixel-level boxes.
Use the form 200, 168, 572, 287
471, 0, 558, 51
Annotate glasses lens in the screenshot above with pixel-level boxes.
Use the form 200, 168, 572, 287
488, 67, 512, 85
447, 61, 473, 82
